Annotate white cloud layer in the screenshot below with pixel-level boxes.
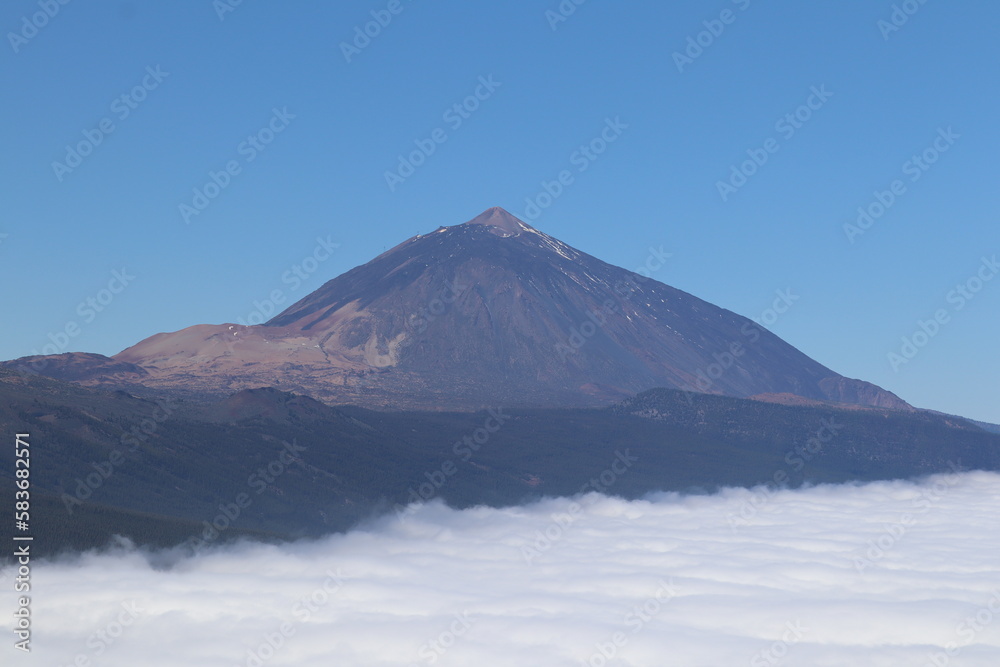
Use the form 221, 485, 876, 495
4, 471, 1000, 666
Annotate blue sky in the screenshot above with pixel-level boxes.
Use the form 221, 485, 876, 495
1, 0, 997, 422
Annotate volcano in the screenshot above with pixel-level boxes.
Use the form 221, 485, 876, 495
11, 207, 909, 410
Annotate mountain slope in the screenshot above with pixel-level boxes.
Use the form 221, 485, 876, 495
1, 373, 992, 554
9, 207, 909, 410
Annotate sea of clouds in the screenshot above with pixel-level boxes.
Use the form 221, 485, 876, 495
3, 470, 1000, 666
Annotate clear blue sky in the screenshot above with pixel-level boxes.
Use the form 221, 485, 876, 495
1, 0, 997, 422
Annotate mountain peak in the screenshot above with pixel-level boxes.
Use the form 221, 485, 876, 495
91, 206, 911, 412
460, 206, 533, 237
